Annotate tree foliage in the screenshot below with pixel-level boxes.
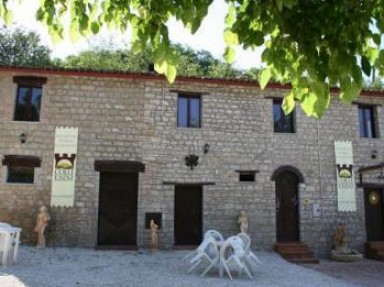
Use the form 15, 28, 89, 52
0, 27, 51, 67
56, 44, 243, 78
1, 0, 384, 117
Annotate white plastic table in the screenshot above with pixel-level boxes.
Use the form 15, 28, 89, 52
0, 226, 21, 265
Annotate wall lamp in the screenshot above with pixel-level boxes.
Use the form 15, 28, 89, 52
203, 143, 210, 154
19, 133, 27, 144
371, 149, 377, 159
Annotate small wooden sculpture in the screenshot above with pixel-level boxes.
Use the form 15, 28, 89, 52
333, 222, 348, 250
34, 206, 51, 248
238, 210, 248, 234
150, 219, 159, 250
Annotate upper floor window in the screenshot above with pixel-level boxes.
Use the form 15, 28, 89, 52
13, 76, 47, 122
273, 99, 295, 133
177, 94, 201, 128
359, 105, 377, 138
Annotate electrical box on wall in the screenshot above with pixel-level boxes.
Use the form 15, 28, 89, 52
312, 203, 321, 218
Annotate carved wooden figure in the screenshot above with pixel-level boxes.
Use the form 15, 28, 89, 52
34, 206, 51, 248
238, 210, 248, 234
150, 219, 159, 250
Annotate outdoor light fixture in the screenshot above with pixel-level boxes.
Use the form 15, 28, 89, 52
19, 133, 27, 144
203, 143, 210, 154
371, 149, 377, 159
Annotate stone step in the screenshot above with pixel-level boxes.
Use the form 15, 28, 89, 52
289, 257, 319, 264
274, 242, 318, 264
365, 241, 384, 261
274, 242, 310, 252
366, 241, 384, 249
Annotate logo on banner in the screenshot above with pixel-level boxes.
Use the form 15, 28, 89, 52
54, 153, 76, 181
336, 164, 353, 189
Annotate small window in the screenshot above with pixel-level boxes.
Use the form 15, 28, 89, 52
273, 99, 295, 133
13, 76, 46, 122
236, 170, 258, 182
239, 172, 255, 182
177, 94, 201, 128
359, 105, 377, 138
7, 166, 34, 183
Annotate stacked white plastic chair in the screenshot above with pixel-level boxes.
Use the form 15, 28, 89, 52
237, 232, 262, 269
181, 230, 224, 262
204, 230, 224, 242
187, 235, 221, 277
0, 222, 22, 265
220, 236, 253, 280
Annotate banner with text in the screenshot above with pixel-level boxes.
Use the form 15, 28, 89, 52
334, 141, 356, 211
51, 127, 78, 207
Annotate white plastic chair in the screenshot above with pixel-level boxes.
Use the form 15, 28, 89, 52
220, 236, 253, 280
188, 237, 220, 277
181, 230, 223, 262
0, 224, 22, 265
237, 232, 262, 268
204, 230, 224, 242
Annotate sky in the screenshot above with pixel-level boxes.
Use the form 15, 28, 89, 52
4, 0, 263, 70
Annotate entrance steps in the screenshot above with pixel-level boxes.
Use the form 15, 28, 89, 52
274, 242, 319, 264
365, 241, 384, 261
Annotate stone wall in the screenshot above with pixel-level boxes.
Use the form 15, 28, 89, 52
0, 70, 383, 257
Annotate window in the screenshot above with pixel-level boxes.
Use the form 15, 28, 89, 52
177, 94, 201, 128
236, 170, 258, 182
239, 172, 255, 182
273, 99, 295, 133
13, 76, 47, 122
7, 166, 34, 183
359, 105, 376, 138
2, 155, 41, 184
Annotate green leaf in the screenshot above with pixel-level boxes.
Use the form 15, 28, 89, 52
90, 22, 100, 34
372, 33, 381, 46
282, 91, 295, 114
300, 92, 317, 117
340, 81, 361, 103
225, 4, 236, 26
166, 64, 177, 83
259, 68, 272, 89
155, 61, 167, 75
275, 0, 284, 11
224, 46, 236, 63
224, 29, 239, 45
253, 31, 264, 46
361, 56, 371, 77
4, 10, 12, 25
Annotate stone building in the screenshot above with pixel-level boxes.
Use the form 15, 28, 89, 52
0, 65, 383, 257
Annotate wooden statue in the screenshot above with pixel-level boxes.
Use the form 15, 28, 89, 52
238, 210, 248, 234
333, 222, 348, 250
34, 206, 51, 248
150, 219, 159, 250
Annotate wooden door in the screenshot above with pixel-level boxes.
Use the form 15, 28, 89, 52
174, 185, 202, 245
97, 172, 138, 246
364, 189, 384, 241
276, 172, 299, 242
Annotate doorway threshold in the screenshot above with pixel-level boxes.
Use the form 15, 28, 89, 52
95, 245, 138, 251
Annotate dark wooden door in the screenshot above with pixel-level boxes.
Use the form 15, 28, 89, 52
174, 185, 202, 245
364, 189, 384, 241
97, 172, 138, 246
276, 172, 299, 242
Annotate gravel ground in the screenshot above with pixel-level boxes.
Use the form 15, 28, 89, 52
302, 258, 384, 287
0, 246, 377, 287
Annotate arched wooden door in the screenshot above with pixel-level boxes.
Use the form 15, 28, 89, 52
275, 171, 299, 242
